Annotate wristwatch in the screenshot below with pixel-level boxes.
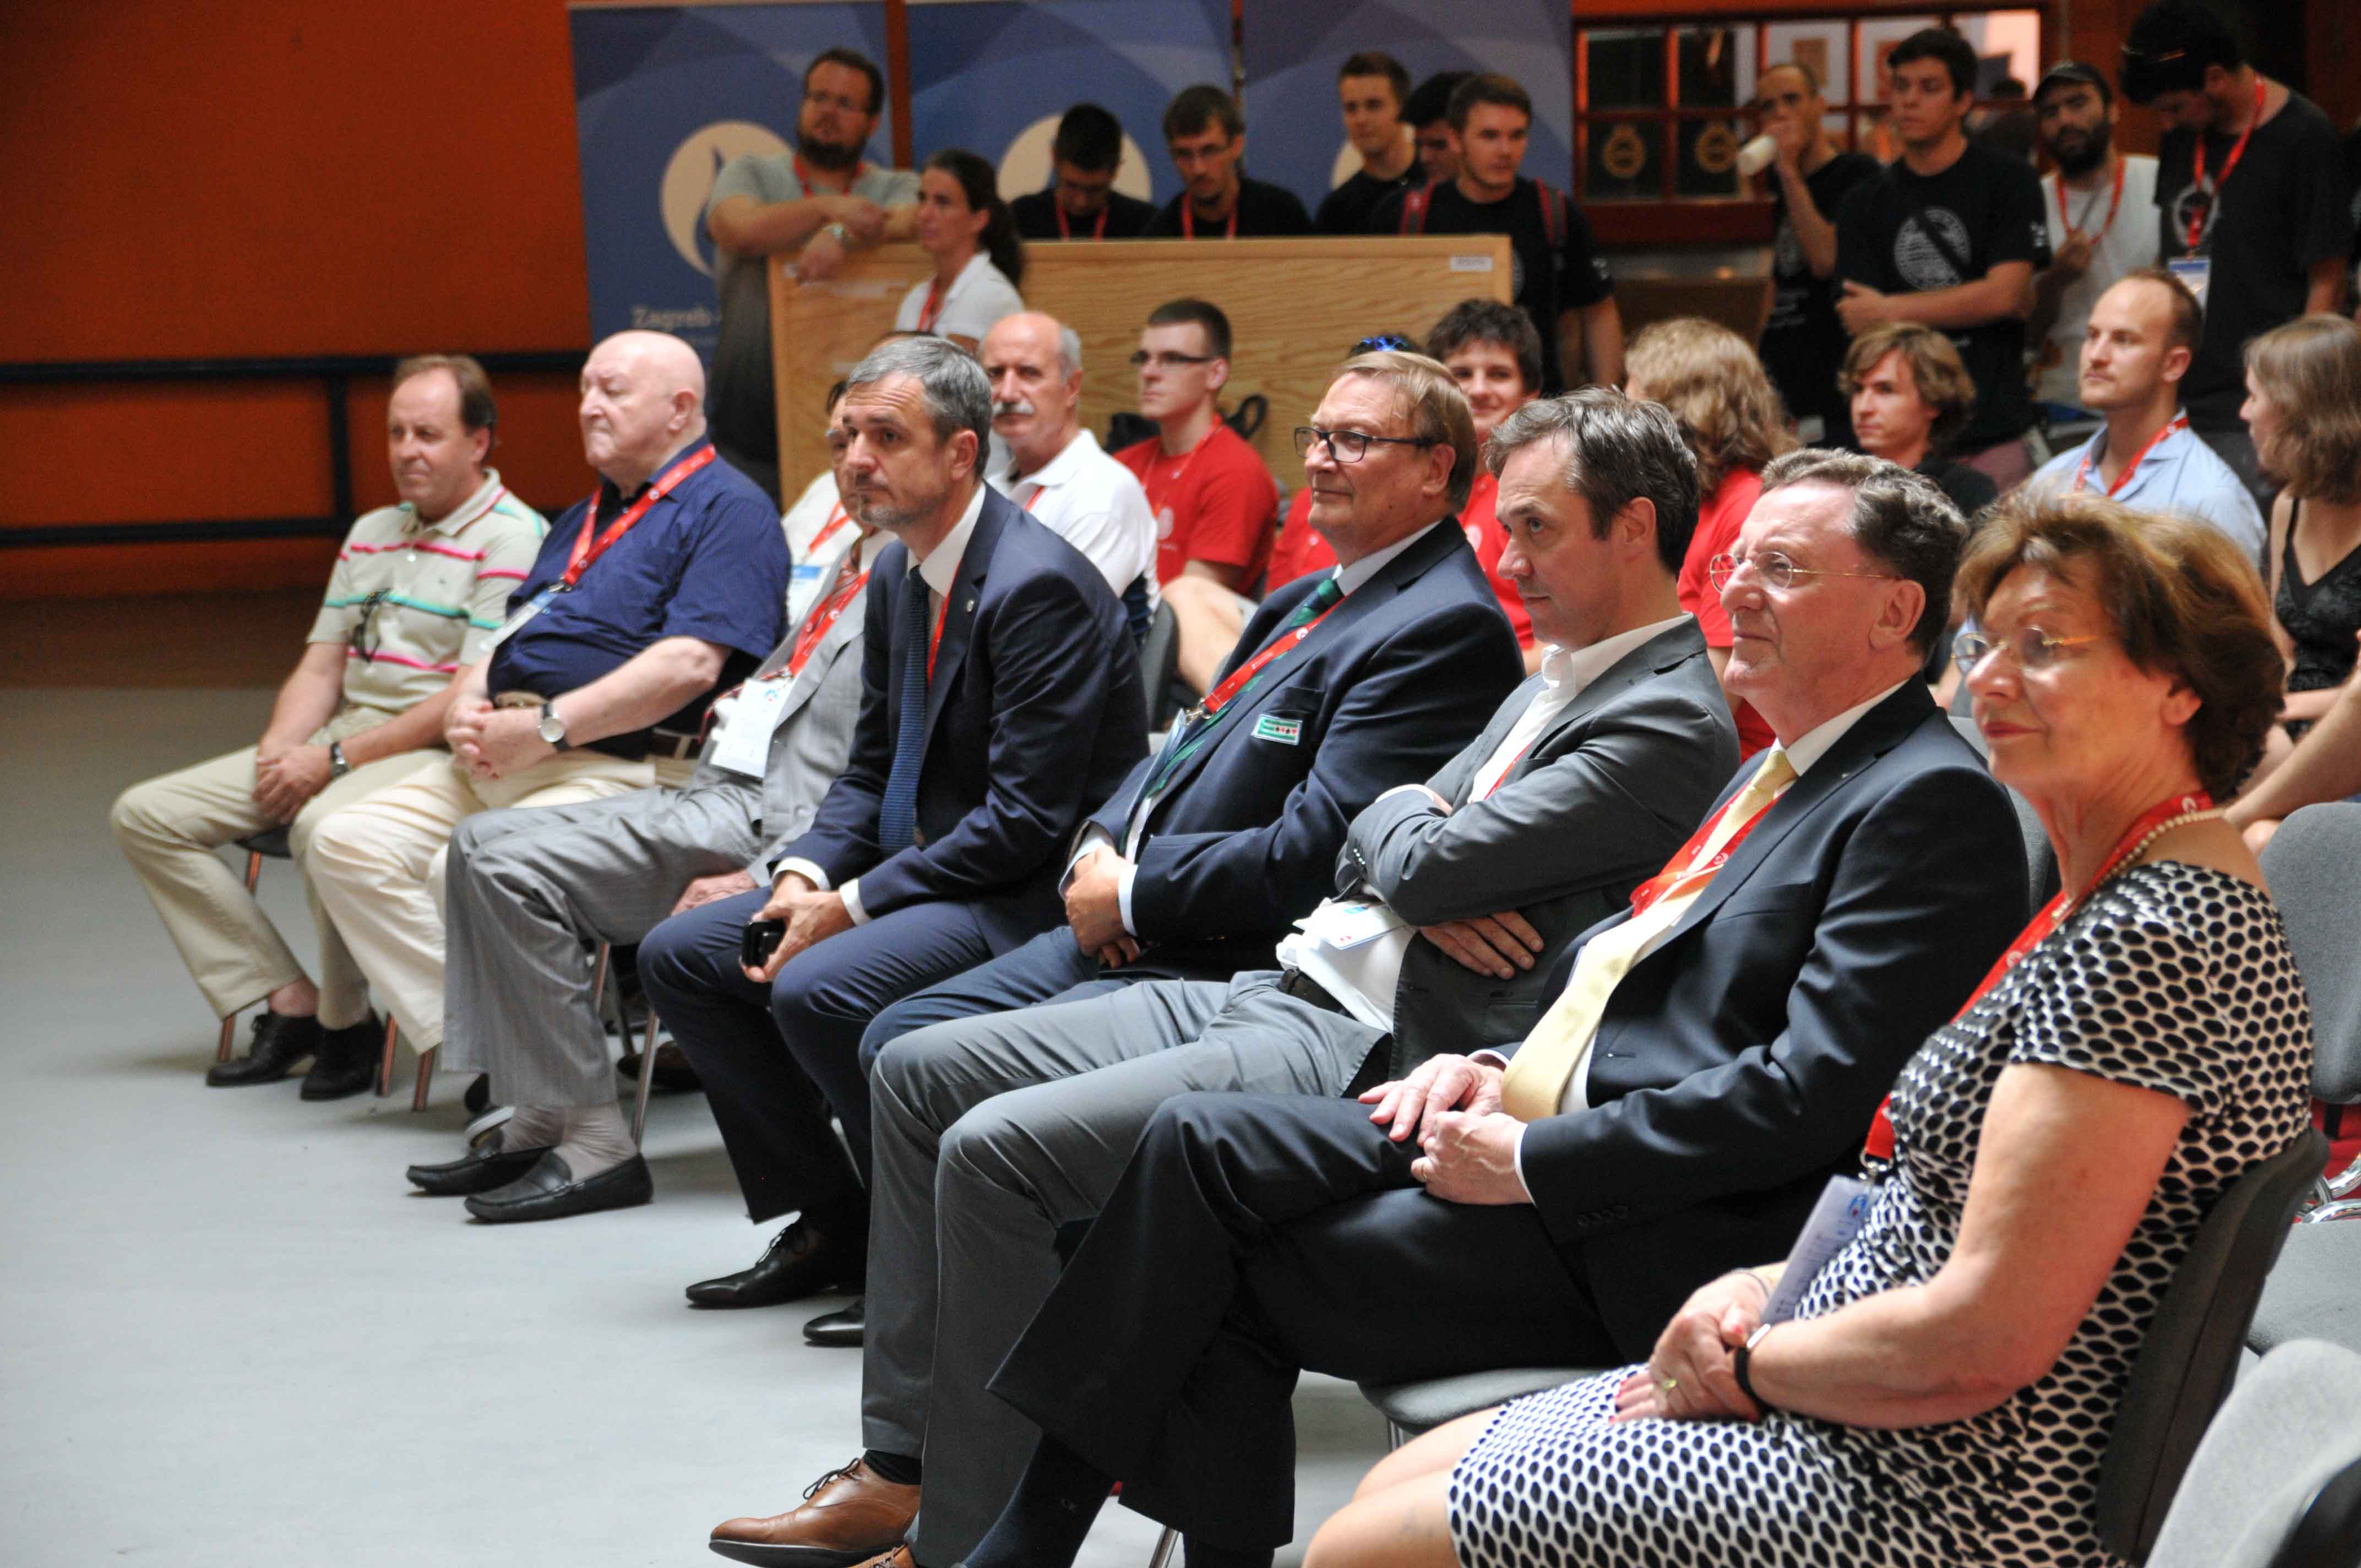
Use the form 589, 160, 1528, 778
537, 701, 572, 751
820, 220, 852, 247
1733, 1321, 1777, 1411
327, 741, 352, 779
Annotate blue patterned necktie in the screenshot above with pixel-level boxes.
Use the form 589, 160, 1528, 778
877, 566, 932, 855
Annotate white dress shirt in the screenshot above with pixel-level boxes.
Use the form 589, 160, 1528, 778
781, 470, 851, 629
992, 428, 1160, 608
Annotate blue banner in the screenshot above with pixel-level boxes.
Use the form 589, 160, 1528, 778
1239, 0, 1573, 215
906, 0, 1232, 210
568, 2, 892, 358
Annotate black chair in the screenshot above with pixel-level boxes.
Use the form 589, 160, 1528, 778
1138, 601, 1184, 733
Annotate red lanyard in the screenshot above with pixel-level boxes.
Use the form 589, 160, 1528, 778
808, 503, 852, 557
1180, 200, 1238, 240
925, 578, 953, 679
1627, 769, 1791, 916
1199, 603, 1337, 717
1056, 203, 1108, 242
917, 276, 950, 333
787, 551, 871, 677
2075, 413, 2188, 499
565, 445, 716, 589
2185, 78, 2266, 250
2055, 155, 2126, 245
1863, 789, 2214, 1160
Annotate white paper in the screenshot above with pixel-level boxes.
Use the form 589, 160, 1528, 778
706, 677, 793, 777
1761, 1174, 1873, 1325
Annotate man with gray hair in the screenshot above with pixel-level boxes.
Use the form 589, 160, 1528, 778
638, 335, 1147, 1287
979, 312, 1158, 619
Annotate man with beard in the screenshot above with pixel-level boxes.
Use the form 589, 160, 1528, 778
704, 48, 920, 504
2028, 63, 2159, 422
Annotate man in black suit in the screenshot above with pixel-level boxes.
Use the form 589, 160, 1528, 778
946, 449, 2033, 1568
700, 352, 1526, 1567
637, 335, 1144, 1305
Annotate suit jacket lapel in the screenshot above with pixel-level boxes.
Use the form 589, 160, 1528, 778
758, 537, 867, 732
919, 495, 1003, 745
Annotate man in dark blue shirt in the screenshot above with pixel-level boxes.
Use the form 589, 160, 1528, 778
308, 331, 786, 1208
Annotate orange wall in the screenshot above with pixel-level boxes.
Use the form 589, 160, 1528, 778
0, 2, 593, 597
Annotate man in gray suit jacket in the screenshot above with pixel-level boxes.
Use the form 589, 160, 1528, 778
705, 390, 1742, 1568
402, 516, 884, 1213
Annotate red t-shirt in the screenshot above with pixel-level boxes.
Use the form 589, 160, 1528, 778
1457, 471, 1533, 649
1114, 423, 1279, 589
1678, 466, 1774, 757
1265, 489, 1336, 589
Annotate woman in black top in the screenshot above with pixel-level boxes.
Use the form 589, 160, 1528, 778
2244, 315, 2361, 742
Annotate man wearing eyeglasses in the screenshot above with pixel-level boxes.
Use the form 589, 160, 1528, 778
700, 351, 1521, 1568
112, 355, 546, 1099
943, 451, 2032, 1568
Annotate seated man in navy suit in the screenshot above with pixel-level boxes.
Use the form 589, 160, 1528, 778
637, 335, 1145, 1304
942, 449, 2035, 1568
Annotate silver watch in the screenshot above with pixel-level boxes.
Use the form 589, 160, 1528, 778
327, 741, 352, 779
537, 701, 571, 750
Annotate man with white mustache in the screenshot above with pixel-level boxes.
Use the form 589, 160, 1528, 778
981, 312, 1159, 624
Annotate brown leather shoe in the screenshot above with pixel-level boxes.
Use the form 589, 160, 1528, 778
707, 1458, 919, 1566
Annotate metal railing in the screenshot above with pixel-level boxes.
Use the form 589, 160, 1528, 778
0, 350, 585, 548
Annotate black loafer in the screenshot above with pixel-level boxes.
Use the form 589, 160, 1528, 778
299, 1013, 383, 1101
407, 1135, 551, 1196
205, 1011, 320, 1087
464, 1151, 653, 1223
687, 1217, 865, 1309
802, 1298, 866, 1347
617, 1041, 703, 1093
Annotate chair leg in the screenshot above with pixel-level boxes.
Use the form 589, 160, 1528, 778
590, 941, 612, 1015
1146, 1526, 1179, 1568
242, 850, 264, 894
632, 1007, 661, 1146
412, 1046, 437, 1111
377, 1017, 399, 1097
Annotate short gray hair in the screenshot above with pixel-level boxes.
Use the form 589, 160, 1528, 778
1056, 325, 1083, 382
845, 335, 992, 454
1758, 448, 1966, 654
1484, 389, 1698, 576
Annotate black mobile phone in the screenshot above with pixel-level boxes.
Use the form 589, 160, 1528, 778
740, 917, 787, 969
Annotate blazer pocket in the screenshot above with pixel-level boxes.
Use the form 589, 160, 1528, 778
1480, 997, 1543, 1041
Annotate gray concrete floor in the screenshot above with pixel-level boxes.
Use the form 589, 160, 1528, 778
1, 688, 1390, 1567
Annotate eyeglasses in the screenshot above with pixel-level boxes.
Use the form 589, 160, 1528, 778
1293, 426, 1440, 462
1129, 350, 1216, 371
347, 588, 390, 665
1707, 551, 1903, 592
1953, 627, 2106, 673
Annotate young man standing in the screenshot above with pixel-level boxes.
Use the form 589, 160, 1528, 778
1836, 28, 2049, 488
2123, 0, 2354, 505
1403, 71, 1470, 186
1751, 61, 1881, 444
1370, 74, 1622, 394
2028, 63, 2159, 421
1145, 86, 1311, 239
1008, 104, 1156, 243
1315, 52, 1419, 236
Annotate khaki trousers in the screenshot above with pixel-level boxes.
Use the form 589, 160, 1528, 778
307, 749, 683, 1050
109, 705, 430, 1026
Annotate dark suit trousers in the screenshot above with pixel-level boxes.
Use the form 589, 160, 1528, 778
986, 1092, 1621, 1549
638, 888, 993, 1224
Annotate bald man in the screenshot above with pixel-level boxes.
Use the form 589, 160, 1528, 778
982, 313, 1160, 620
308, 331, 788, 1137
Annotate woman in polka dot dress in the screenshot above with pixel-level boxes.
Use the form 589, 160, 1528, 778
1308, 494, 2316, 1568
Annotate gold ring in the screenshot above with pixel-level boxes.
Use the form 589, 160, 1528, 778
1657, 1376, 1679, 1393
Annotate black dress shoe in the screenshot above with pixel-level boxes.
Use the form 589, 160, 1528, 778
464, 1151, 654, 1223
407, 1134, 551, 1196
617, 1041, 703, 1093
802, 1298, 865, 1347
299, 1012, 383, 1100
205, 1010, 321, 1087
687, 1217, 865, 1309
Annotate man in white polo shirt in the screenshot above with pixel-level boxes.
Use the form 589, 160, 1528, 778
111, 355, 546, 1098
981, 312, 1159, 629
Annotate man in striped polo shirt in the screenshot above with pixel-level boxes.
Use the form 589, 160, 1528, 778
111, 353, 545, 1098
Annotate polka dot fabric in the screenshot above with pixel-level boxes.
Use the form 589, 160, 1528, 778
1447, 862, 2315, 1568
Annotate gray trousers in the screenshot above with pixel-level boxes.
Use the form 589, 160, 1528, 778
441, 777, 764, 1107
863, 972, 1387, 1564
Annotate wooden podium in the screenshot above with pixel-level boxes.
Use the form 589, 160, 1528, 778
766, 236, 1514, 495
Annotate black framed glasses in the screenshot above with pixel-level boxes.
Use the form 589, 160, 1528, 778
1293, 426, 1440, 462
347, 588, 391, 664
1953, 627, 2105, 674
1128, 350, 1216, 371
1706, 551, 1903, 593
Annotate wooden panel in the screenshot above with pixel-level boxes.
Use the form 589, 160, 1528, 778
1615, 276, 1777, 347
768, 237, 1515, 496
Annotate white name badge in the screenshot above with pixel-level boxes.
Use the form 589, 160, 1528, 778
707, 678, 794, 777
2167, 255, 2211, 304
1760, 1174, 1874, 1325
482, 584, 559, 651
1313, 898, 1410, 950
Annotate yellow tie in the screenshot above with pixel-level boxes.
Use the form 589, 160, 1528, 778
1499, 749, 1798, 1122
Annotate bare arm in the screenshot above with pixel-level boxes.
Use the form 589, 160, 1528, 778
257, 643, 349, 758
1842, 261, 2036, 333
2305, 255, 2347, 318
1180, 557, 1252, 594
2229, 655, 2361, 831
552, 636, 729, 745
1566, 299, 1625, 390
706, 194, 852, 258
1775, 161, 1841, 279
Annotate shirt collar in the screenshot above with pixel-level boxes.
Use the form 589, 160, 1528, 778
1775, 677, 1911, 777
1010, 427, 1098, 491
1332, 519, 1444, 596
406, 470, 506, 538
1537, 612, 1695, 698
915, 482, 988, 597
598, 437, 712, 510
2079, 415, 2191, 491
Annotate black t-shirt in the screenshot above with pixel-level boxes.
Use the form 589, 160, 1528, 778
1010, 187, 1157, 242
1368, 177, 1616, 393
2157, 91, 2355, 430
1315, 166, 1418, 235
1837, 140, 2050, 453
1918, 457, 1999, 521
1760, 151, 1881, 433
1146, 175, 1313, 238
